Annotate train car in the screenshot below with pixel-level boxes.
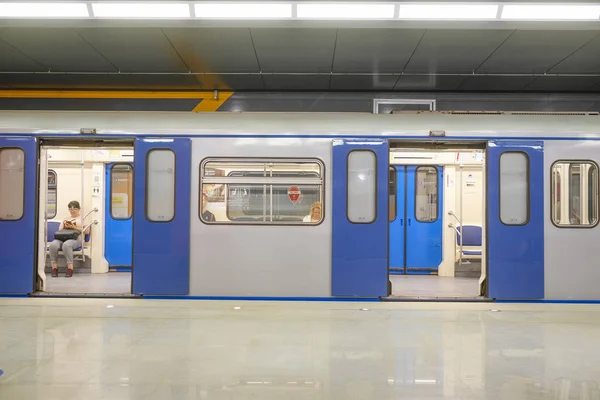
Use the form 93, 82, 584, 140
0, 110, 598, 301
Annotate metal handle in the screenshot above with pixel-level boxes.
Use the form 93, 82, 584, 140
82, 207, 98, 221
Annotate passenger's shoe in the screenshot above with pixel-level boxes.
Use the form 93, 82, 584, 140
65, 269, 73, 278
52, 269, 58, 278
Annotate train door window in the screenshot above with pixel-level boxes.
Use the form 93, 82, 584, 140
110, 164, 133, 220
499, 152, 529, 225
389, 166, 396, 222
551, 166, 561, 224
347, 150, 376, 224
200, 158, 324, 224
415, 166, 438, 222
552, 160, 599, 227
146, 150, 175, 222
47, 170, 57, 219
0, 148, 25, 220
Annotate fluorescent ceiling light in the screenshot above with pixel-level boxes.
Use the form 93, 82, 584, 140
0, 2, 89, 17
501, 5, 600, 20
195, 3, 292, 18
92, 3, 190, 18
297, 3, 395, 19
399, 4, 498, 19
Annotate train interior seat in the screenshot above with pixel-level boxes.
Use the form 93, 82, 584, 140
454, 225, 483, 258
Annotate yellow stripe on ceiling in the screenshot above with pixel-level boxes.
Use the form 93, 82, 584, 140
0, 90, 234, 111
192, 91, 233, 112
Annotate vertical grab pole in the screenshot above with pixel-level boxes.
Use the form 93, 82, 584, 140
458, 164, 463, 269
80, 150, 85, 262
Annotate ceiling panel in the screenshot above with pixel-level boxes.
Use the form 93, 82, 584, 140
394, 75, 467, 91
196, 74, 265, 90
478, 30, 599, 73
0, 38, 44, 72
524, 76, 600, 92
458, 76, 536, 91
550, 34, 600, 73
77, 28, 188, 73
330, 75, 398, 90
163, 28, 260, 73
251, 28, 336, 73
405, 30, 512, 73
0, 28, 116, 72
263, 75, 330, 90
333, 29, 424, 73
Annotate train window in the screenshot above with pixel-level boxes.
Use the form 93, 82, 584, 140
347, 150, 376, 224
47, 170, 57, 219
0, 148, 25, 221
551, 161, 599, 227
415, 166, 438, 223
200, 158, 324, 225
499, 152, 529, 225
146, 150, 175, 222
389, 166, 396, 222
110, 164, 133, 220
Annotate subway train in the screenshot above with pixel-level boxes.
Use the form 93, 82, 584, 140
0, 110, 598, 301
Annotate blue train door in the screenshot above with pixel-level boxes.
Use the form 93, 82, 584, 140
487, 141, 544, 299
390, 165, 443, 274
105, 163, 133, 270
332, 139, 389, 297
0, 137, 37, 294
132, 138, 191, 295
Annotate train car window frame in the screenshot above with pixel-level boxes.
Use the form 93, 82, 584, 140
551, 160, 599, 229
199, 157, 325, 226
110, 163, 133, 221
0, 147, 25, 221
414, 165, 439, 223
145, 149, 176, 223
47, 169, 57, 219
498, 151, 530, 226
346, 149, 377, 224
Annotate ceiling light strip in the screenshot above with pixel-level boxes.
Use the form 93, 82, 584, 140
0, 2, 599, 20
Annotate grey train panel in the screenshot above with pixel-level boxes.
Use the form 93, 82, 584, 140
544, 140, 600, 300
189, 138, 332, 297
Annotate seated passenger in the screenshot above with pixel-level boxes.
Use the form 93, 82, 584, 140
201, 193, 216, 222
48, 201, 90, 278
303, 201, 322, 223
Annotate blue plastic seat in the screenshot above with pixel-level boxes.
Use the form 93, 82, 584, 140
456, 225, 483, 257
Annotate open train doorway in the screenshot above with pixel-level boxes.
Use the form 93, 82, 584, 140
36, 141, 134, 296
387, 142, 487, 299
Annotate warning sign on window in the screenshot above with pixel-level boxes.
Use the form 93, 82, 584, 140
287, 185, 302, 205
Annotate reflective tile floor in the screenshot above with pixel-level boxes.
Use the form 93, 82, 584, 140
1, 298, 600, 399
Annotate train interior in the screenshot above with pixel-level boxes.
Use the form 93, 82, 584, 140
387, 144, 486, 299
37, 144, 134, 295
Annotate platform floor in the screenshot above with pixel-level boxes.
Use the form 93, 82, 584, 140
1, 298, 599, 399
389, 275, 481, 298
44, 272, 131, 294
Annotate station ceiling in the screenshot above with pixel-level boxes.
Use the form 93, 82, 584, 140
1, 2, 600, 93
